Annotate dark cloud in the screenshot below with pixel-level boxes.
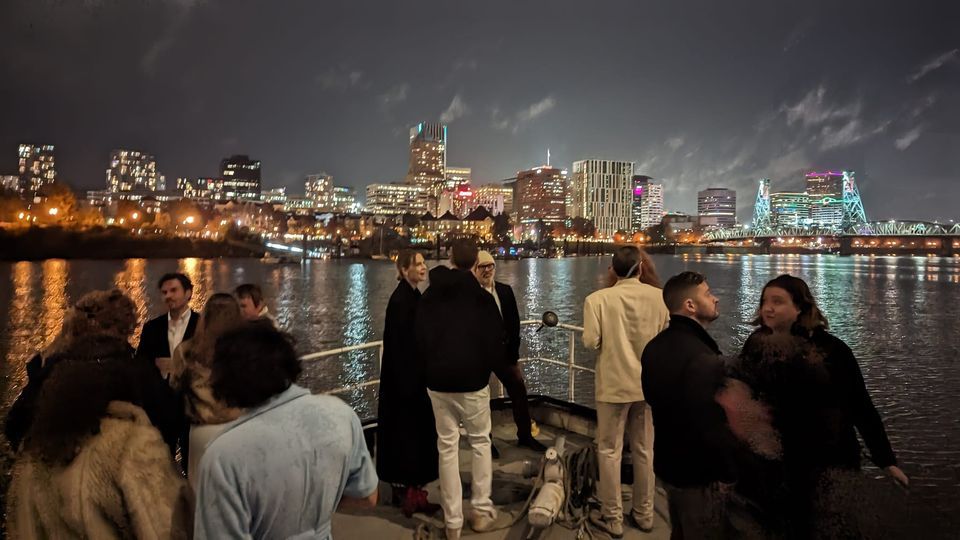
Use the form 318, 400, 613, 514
1, 0, 958, 221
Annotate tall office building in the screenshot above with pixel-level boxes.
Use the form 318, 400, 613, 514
405, 122, 447, 209
697, 188, 737, 228
365, 183, 429, 216
473, 184, 513, 216
639, 181, 664, 230
219, 155, 261, 199
805, 171, 843, 229
631, 175, 653, 231
305, 173, 335, 211
571, 159, 634, 238
333, 186, 360, 213
18, 144, 56, 194
770, 192, 811, 228
444, 166, 471, 192
106, 149, 159, 192
516, 166, 567, 235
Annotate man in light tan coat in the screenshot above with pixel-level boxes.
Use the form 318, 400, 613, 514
583, 246, 669, 538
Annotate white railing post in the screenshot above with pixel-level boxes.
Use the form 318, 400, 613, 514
568, 328, 576, 401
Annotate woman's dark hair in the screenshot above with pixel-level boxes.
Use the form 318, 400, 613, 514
752, 274, 829, 333
189, 293, 244, 366
210, 325, 302, 408
22, 335, 145, 465
395, 249, 419, 281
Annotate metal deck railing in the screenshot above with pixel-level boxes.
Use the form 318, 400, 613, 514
299, 319, 593, 401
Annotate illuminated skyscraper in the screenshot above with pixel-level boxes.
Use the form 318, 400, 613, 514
697, 187, 737, 228
571, 159, 634, 238
770, 192, 811, 228
516, 166, 567, 236
220, 155, 261, 199
405, 122, 447, 211
18, 144, 56, 194
366, 183, 429, 215
106, 149, 159, 192
305, 173, 334, 211
805, 171, 843, 229
473, 184, 514, 216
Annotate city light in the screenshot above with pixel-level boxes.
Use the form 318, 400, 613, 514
48, 207, 58, 216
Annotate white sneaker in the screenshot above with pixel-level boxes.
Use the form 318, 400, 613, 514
471, 514, 498, 532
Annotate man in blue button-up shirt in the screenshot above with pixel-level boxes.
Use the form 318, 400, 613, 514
194, 325, 378, 540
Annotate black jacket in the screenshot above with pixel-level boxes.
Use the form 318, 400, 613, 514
641, 315, 740, 487
731, 327, 897, 471
493, 281, 522, 365
416, 266, 506, 392
376, 280, 439, 485
135, 310, 199, 364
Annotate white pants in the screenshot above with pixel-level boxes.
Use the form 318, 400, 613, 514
428, 387, 497, 530
595, 400, 655, 524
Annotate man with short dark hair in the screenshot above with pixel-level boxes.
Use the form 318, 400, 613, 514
136, 273, 199, 378
642, 271, 741, 539
584, 246, 669, 537
195, 325, 378, 539
234, 283, 277, 327
416, 238, 504, 539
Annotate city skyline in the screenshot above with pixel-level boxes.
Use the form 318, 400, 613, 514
2, 1, 958, 220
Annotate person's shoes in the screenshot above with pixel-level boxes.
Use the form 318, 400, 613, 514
589, 509, 624, 538
445, 527, 461, 539
470, 513, 498, 532
517, 435, 548, 452
400, 486, 419, 518
491, 442, 501, 459
628, 510, 654, 533
414, 489, 441, 515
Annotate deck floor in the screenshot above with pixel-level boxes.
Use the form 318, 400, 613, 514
333, 415, 671, 539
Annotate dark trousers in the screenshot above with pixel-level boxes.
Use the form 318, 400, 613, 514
664, 482, 736, 540
493, 363, 532, 439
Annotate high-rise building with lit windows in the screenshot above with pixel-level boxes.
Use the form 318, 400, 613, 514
106, 149, 159, 192
770, 192, 811, 228
697, 187, 737, 228
405, 122, 447, 210
305, 173, 334, 211
333, 186, 360, 213
473, 184, 513, 216
365, 183, 429, 215
219, 155, 261, 199
516, 166, 567, 235
19, 144, 56, 194
571, 159, 634, 238
805, 171, 843, 228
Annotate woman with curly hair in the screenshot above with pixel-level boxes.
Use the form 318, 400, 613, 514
5, 334, 191, 539
5, 289, 182, 454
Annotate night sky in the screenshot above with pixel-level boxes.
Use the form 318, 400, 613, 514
2, 0, 958, 221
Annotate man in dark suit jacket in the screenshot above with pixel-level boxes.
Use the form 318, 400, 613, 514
136, 272, 200, 377
474, 250, 546, 452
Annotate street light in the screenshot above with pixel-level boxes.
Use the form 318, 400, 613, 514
131, 211, 140, 220
48, 207, 59, 216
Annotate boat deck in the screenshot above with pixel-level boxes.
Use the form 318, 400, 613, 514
333, 401, 671, 539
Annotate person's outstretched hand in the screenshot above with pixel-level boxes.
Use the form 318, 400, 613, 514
885, 465, 909, 489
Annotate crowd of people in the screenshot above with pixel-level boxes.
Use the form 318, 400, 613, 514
1, 240, 907, 540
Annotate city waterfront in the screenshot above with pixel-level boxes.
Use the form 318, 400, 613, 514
1, 254, 959, 527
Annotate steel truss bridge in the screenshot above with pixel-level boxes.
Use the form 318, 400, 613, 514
702, 220, 960, 242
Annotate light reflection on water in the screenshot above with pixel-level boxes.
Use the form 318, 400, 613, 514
0, 255, 958, 521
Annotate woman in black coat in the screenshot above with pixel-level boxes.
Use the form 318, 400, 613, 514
376, 250, 440, 517
730, 274, 908, 537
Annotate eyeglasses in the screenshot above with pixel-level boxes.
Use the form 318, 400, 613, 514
478, 263, 495, 271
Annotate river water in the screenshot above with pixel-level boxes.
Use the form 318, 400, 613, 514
1, 255, 958, 530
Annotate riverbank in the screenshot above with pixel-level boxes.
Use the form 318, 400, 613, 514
0, 227, 265, 260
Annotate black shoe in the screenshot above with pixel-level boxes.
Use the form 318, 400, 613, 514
491, 443, 500, 459
517, 436, 548, 452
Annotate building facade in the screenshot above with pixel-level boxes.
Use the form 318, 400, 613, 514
18, 144, 56, 194
516, 166, 567, 236
219, 155, 261, 199
473, 184, 513, 216
405, 122, 447, 210
805, 171, 843, 229
333, 186, 360, 214
366, 183, 429, 216
630, 175, 664, 231
106, 149, 160, 193
305, 173, 334, 211
697, 188, 737, 228
770, 192, 811, 228
571, 159, 634, 238
631, 175, 652, 231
